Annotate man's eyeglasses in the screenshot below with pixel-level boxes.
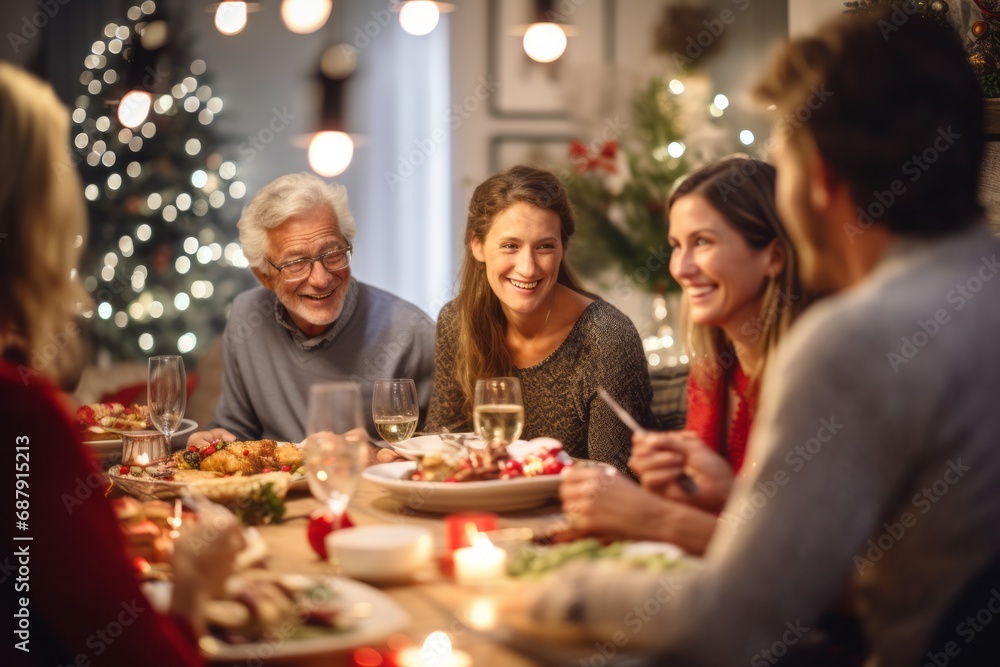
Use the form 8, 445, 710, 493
265, 246, 352, 281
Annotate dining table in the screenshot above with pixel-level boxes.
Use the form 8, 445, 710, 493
235, 475, 659, 667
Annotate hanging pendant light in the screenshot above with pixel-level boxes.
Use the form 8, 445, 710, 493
516, 0, 575, 63
281, 0, 333, 35
395, 1, 455, 37
307, 43, 358, 177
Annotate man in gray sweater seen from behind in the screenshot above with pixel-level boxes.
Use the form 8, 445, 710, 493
529, 9, 1000, 666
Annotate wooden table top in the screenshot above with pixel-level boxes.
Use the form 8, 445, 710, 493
243, 477, 633, 667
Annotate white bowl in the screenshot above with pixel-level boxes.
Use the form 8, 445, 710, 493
326, 525, 433, 583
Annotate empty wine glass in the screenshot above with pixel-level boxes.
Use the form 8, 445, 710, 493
473, 377, 524, 450
304, 382, 368, 530
148, 355, 186, 452
372, 379, 419, 444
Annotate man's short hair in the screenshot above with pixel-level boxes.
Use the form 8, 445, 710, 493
238, 172, 357, 270
753, 8, 984, 237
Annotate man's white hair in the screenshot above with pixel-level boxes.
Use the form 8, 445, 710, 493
238, 172, 357, 270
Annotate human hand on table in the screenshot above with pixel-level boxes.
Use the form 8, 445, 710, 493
170, 500, 245, 632
629, 430, 734, 514
559, 467, 672, 541
374, 447, 403, 463
186, 428, 237, 449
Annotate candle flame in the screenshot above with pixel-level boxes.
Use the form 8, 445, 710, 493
470, 532, 495, 552
465, 597, 497, 630
420, 631, 452, 666
136, 453, 150, 465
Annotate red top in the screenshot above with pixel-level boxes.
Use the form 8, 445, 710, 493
684, 360, 753, 473
1, 359, 203, 667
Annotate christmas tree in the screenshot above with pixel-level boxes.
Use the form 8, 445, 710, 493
562, 74, 753, 295
562, 78, 688, 295
73, 2, 254, 364
561, 2, 759, 297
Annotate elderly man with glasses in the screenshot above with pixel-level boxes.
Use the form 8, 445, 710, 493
187, 172, 435, 448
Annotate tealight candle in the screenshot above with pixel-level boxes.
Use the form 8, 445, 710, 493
444, 512, 497, 552
122, 431, 167, 476
441, 512, 499, 577
129, 452, 150, 477
396, 632, 471, 667
453, 533, 507, 586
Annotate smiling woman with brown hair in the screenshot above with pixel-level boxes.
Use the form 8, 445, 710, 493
424, 165, 653, 474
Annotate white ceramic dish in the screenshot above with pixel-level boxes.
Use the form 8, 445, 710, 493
390, 433, 486, 460
85, 418, 198, 460
145, 576, 410, 661
362, 461, 572, 513
326, 525, 433, 583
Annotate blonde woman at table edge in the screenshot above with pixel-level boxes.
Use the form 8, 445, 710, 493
0, 63, 243, 667
560, 157, 810, 555
422, 165, 654, 475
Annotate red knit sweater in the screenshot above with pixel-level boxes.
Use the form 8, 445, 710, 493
1, 359, 203, 667
684, 360, 753, 473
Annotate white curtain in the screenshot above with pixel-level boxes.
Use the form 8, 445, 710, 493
339, 3, 454, 318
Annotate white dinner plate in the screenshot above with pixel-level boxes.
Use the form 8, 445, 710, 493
363, 460, 571, 513
84, 418, 198, 460
145, 576, 410, 661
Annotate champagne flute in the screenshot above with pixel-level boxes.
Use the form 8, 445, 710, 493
473, 377, 524, 451
304, 382, 368, 530
372, 379, 419, 444
148, 355, 186, 452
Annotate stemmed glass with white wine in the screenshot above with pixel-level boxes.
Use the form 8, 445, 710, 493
147, 355, 186, 452
305, 382, 368, 530
372, 379, 419, 444
473, 377, 524, 451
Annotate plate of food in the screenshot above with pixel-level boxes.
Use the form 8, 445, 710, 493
76, 401, 198, 459
143, 572, 410, 661
364, 438, 586, 513
109, 439, 306, 507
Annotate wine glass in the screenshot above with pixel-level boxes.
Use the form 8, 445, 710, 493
473, 377, 524, 451
304, 382, 368, 530
148, 355, 186, 452
372, 379, 419, 444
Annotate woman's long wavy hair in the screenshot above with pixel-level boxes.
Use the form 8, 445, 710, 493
453, 165, 593, 420
669, 157, 808, 397
0, 63, 89, 380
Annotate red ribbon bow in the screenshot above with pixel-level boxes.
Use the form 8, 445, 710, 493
569, 139, 617, 174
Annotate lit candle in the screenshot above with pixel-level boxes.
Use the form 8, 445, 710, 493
453, 532, 507, 586
441, 512, 498, 577
444, 512, 497, 552
396, 632, 471, 667
129, 452, 150, 477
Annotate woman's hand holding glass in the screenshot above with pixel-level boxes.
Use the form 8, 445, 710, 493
629, 430, 735, 514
